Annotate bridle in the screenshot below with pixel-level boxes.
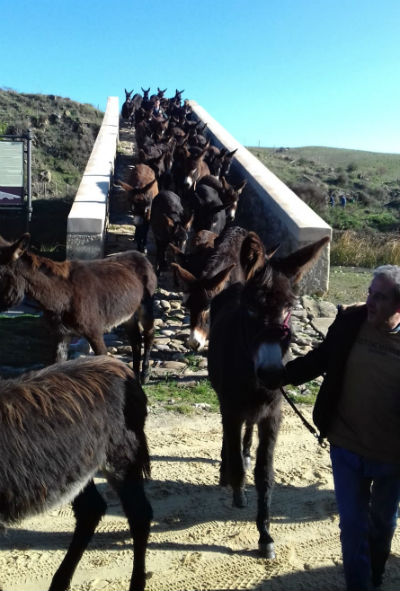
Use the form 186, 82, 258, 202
244, 309, 292, 350
241, 308, 327, 448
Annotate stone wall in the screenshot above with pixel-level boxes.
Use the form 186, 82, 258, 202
66, 96, 119, 259
188, 101, 332, 295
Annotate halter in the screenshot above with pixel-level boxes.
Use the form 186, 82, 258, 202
241, 308, 292, 351
256, 310, 292, 345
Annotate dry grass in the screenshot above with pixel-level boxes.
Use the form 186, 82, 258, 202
331, 230, 400, 267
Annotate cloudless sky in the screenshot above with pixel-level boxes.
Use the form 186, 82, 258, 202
1, 0, 400, 153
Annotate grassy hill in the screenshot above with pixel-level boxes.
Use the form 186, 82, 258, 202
249, 146, 400, 266
0, 89, 103, 252
249, 146, 400, 229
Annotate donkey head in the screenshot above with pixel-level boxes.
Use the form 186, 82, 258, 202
221, 177, 247, 222
240, 233, 330, 389
171, 263, 236, 351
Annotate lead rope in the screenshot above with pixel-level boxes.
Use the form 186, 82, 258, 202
279, 386, 328, 449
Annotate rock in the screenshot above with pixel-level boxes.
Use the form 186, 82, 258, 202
161, 361, 187, 370
311, 317, 335, 337
116, 345, 132, 354
160, 329, 175, 337
194, 403, 212, 411
159, 300, 171, 311
301, 296, 337, 319
170, 301, 182, 310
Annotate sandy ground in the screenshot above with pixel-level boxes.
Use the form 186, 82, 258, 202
1, 406, 400, 591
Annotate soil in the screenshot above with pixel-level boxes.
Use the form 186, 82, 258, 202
1, 406, 400, 591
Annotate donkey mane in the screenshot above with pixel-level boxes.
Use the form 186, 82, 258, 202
0, 357, 131, 428
200, 226, 248, 277
27, 252, 71, 280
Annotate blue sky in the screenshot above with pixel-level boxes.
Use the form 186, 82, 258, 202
2, 0, 400, 153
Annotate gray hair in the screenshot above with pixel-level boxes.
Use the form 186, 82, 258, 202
373, 265, 400, 301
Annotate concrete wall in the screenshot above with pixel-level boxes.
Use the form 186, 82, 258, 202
188, 101, 332, 295
66, 96, 119, 259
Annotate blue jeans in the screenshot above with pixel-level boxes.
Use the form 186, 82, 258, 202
330, 445, 400, 591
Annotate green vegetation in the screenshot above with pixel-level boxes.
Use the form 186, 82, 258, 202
327, 266, 371, 306
249, 146, 400, 267
0, 89, 103, 253
0, 89, 103, 199
144, 378, 218, 414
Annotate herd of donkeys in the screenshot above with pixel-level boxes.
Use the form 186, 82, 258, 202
0, 86, 329, 590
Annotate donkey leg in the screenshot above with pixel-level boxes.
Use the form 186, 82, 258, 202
243, 420, 254, 471
138, 297, 155, 384
222, 414, 247, 507
86, 333, 108, 356
254, 413, 281, 558
114, 470, 153, 591
54, 336, 71, 363
124, 316, 142, 379
48, 480, 107, 591
219, 436, 228, 486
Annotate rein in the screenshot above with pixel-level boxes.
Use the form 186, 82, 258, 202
280, 386, 327, 448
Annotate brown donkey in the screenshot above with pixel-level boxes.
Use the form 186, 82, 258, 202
0, 234, 157, 383
208, 232, 329, 558
0, 355, 152, 591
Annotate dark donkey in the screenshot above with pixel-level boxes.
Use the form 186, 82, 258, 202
0, 355, 152, 591
172, 226, 265, 351
207, 231, 329, 557
0, 234, 157, 383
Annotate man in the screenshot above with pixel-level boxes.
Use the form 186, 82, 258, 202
270, 266, 400, 590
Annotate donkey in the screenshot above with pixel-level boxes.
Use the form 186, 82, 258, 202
207, 232, 329, 558
171, 226, 254, 350
0, 234, 157, 383
150, 190, 190, 275
121, 89, 134, 121
117, 163, 159, 252
0, 355, 152, 591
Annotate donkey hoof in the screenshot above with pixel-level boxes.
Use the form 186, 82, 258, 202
233, 489, 247, 508
259, 542, 275, 559
140, 371, 149, 385
243, 455, 251, 471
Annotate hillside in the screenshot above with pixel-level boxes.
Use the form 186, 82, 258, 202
249, 146, 400, 233
0, 89, 103, 250
0, 89, 103, 199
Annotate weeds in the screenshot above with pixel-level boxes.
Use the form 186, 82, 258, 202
331, 231, 400, 267
144, 378, 219, 413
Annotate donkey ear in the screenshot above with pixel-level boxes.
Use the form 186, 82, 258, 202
201, 264, 236, 292
226, 149, 238, 159
142, 178, 157, 192
170, 263, 198, 286
265, 243, 280, 260
271, 236, 330, 284
236, 179, 247, 194
12, 233, 30, 260
240, 232, 266, 280
115, 180, 133, 192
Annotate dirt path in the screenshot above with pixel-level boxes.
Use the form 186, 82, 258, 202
1, 406, 400, 591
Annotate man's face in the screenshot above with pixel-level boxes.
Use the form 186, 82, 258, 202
366, 275, 400, 330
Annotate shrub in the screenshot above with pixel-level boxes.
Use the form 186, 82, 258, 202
331, 231, 400, 267
290, 182, 327, 215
